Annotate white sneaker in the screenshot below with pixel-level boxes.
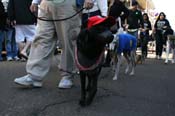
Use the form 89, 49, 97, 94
7, 57, 13, 61
155, 55, 158, 59
171, 59, 175, 64
13, 56, 20, 61
165, 59, 168, 64
158, 56, 162, 60
58, 77, 73, 89
14, 75, 42, 87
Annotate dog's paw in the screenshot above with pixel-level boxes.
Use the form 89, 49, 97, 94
129, 71, 134, 76
125, 68, 129, 74
79, 100, 86, 107
86, 89, 97, 106
113, 76, 118, 80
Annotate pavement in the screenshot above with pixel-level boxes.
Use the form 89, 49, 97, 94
0, 52, 175, 116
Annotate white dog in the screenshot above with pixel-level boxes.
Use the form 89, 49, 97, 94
165, 35, 175, 64
110, 32, 137, 80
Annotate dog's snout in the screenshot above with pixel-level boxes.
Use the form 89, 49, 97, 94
98, 30, 114, 44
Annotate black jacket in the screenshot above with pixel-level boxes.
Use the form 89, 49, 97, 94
127, 9, 143, 29
7, 0, 36, 25
108, 1, 129, 21
0, 1, 6, 30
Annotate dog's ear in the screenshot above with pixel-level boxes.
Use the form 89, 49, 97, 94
77, 29, 89, 48
77, 28, 95, 54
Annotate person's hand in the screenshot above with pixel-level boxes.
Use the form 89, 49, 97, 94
140, 28, 145, 32
84, 0, 94, 9
30, 3, 38, 13
6, 19, 10, 25
162, 26, 167, 29
123, 24, 129, 29
10, 20, 16, 26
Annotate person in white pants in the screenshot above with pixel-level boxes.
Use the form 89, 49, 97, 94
165, 35, 175, 64
14, 0, 94, 88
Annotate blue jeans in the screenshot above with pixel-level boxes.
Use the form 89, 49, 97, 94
0, 30, 5, 60
5, 27, 18, 58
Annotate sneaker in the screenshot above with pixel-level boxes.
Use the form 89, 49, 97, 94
20, 52, 28, 60
0, 58, 3, 61
58, 77, 73, 89
171, 59, 175, 64
165, 59, 168, 64
20, 57, 27, 62
155, 55, 158, 59
14, 74, 42, 87
158, 56, 162, 60
13, 56, 20, 61
7, 57, 13, 61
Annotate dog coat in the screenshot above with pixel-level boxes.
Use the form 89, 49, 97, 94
116, 33, 137, 54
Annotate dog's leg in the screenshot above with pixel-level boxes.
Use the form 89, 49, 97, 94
171, 48, 175, 64
111, 51, 117, 71
129, 50, 136, 76
124, 52, 130, 74
165, 40, 170, 64
86, 68, 101, 105
86, 72, 92, 92
113, 54, 122, 80
79, 71, 87, 107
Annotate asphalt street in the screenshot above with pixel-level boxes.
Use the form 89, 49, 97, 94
0, 54, 175, 116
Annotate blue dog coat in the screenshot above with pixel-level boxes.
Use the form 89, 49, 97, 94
117, 33, 137, 54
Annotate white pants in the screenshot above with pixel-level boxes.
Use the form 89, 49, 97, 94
15, 25, 36, 42
26, 0, 81, 80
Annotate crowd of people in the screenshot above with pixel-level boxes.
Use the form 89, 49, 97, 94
0, 0, 36, 61
0, 0, 174, 88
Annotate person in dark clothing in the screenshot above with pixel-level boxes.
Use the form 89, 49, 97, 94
0, 0, 6, 61
7, 0, 37, 61
126, 1, 143, 40
108, 0, 129, 23
140, 13, 152, 58
104, 0, 129, 67
153, 12, 171, 59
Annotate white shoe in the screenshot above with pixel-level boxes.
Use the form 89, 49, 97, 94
158, 56, 162, 60
14, 75, 42, 87
7, 57, 13, 61
58, 77, 73, 89
165, 60, 168, 64
155, 55, 158, 59
14, 56, 20, 61
171, 60, 175, 64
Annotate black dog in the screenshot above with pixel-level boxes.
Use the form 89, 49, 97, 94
75, 16, 115, 106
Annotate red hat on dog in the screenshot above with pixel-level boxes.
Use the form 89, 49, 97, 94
87, 16, 116, 29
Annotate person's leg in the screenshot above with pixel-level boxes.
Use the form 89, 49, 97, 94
5, 28, 14, 61
21, 25, 36, 57
145, 40, 148, 58
159, 40, 163, 59
0, 30, 5, 61
14, 1, 57, 87
15, 25, 25, 59
165, 39, 170, 63
51, 0, 81, 88
155, 33, 161, 58
172, 48, 175, 63
11, 27, 20, 60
